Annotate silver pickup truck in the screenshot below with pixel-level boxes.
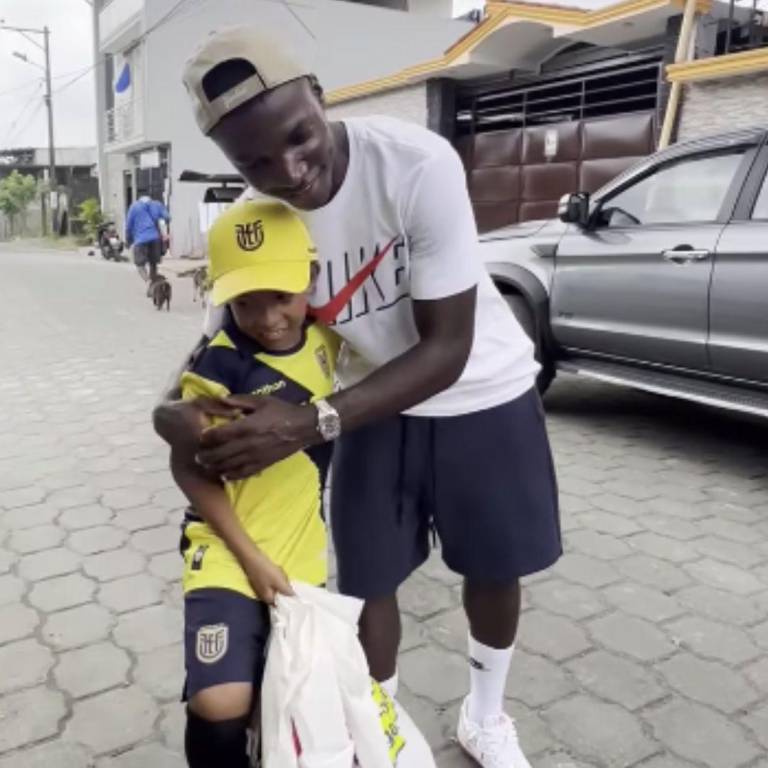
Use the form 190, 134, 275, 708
481, 127, 768, 418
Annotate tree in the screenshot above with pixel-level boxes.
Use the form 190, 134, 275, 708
0, 171, 38, 236
76, 197, 105, 243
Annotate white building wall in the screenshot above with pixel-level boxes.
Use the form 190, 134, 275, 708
677, 73, 768, 142
327, 84, 428, 126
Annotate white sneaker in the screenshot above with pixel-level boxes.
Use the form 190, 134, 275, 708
457, 697, 533, 768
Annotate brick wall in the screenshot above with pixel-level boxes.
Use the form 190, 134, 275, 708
327, 83, 428, 126
677, 72, 768, 141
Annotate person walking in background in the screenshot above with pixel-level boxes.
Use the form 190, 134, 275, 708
125, 191, 170, 283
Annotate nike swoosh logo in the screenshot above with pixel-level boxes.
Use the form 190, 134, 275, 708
311, 235, 399, 324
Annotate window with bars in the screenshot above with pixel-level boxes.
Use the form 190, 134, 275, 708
455, 56, 664, 137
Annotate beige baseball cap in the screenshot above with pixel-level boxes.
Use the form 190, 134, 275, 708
182, 26, 310, 135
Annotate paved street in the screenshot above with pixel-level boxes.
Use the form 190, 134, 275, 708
1, 244, 767, 768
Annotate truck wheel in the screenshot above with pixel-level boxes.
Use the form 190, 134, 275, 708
504, 292, 555, 395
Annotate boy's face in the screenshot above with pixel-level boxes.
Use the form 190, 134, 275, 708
229, 267, 316, 352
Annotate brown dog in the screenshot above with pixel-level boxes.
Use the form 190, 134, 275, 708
149, 274, 172, 311
192, 265, 209, 306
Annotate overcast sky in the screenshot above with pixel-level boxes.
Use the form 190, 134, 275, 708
0, 0, 95, 150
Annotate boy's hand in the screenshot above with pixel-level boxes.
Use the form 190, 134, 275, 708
242, 549, 294, 606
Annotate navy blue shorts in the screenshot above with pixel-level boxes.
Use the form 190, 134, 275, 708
183, 588, 269, 700
331, 388, 561, 599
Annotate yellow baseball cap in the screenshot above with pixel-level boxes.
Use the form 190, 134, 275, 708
183, 26, 311, 135
207, 200, 316, 306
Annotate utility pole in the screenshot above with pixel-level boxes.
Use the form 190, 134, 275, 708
43, 26, 56, 224
1, 21, 57, 233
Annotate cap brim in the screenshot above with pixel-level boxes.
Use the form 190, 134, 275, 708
212, 261, 311, 306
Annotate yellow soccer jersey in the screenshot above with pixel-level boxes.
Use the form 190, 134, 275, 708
179, 313, 339, 599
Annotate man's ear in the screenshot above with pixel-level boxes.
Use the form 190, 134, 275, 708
308, 75, 325, 108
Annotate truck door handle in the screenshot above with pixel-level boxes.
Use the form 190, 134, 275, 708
662, 248, 711, 264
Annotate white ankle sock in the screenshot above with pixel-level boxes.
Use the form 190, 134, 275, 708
467, 634, 514, 723
380, 672, 399, 699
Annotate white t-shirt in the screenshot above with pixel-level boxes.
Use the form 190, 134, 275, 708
205, 116, 538, 417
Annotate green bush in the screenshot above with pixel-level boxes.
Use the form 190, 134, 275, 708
76, 197, 105, 244
0, 171, 38, 236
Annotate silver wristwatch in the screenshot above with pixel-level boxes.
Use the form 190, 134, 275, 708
314, 398, 342, 441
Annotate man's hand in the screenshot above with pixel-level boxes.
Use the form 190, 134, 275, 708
196, 396, 317, 480
241, 549, 294, 605
154, 397, 241, 460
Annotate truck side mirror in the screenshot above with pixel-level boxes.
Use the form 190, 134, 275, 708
558, 192, 590, 227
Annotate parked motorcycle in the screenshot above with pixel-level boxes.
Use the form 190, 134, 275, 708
97, 222, 125, 261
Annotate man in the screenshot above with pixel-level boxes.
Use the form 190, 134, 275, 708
157, 26, 561, 768
125, 191, 170, 283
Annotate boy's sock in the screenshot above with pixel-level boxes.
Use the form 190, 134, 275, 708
380, 672, 399, 699
467, 634, 514, 723
185, 708, 250, 768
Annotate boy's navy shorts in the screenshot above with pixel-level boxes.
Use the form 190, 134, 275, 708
183, 588, 269, 700
331, 388, 562, 599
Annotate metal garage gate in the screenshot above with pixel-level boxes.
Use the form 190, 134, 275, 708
454, 51, 664, 232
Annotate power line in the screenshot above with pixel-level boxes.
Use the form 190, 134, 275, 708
2, 83, 43, 146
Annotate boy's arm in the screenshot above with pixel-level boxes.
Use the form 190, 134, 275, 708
171, 451, 292, 604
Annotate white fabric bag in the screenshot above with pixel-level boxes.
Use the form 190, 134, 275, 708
260, 584, 436, 768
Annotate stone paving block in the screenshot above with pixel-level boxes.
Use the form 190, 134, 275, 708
601, 479, 659, 501
8, 524, 65, 554
601, 582, 684, 623
0, 546, 14, 574
646, 699, 759, 768
54, 641, 131, 698
617, 554, 692, 592
113, 505, 169, 532
684, 559, 765, 596
400, 573, 455, 619
744, 656, 768, 695
637, 755, 706, 768
646, 496, 710, 521
0, 742, 94, 768
626, 532, 698, 563
89, 470, 138, 491
559, 492, 592, 515
698, 517, 759, 544
401, 612, 429, 651
0, 485, 45, 509
641, 514, 704, 541
1, 502, 59, 530
565, 530, 632, 560
553, 553, 620, 589
84, 548, 146, 581
703, 501, 763, 525
159, 702, 185, 753
47, 486, 101, 510
399, 646, 468, 704
18, 546, 80, 581
67, 525, 129, 555
42, 603, 113, 650
130, 524, 180, 555
96, 743, 186, 768
101, 487, 153, 510
666, 616, 761, 664
659, 653, 760, 714
28, 572, 96, 612
566, 649, 665, 710
0, 573, 25, 605
0, 602, 38, 644
588, 611, 675, 662
742, 703, 768, 750
517, 609, 592, 662
526, 579, 605, 620
114, 604, 183, 653
425, 607, 467, 654
753, 620, 768, 651
0, 686, 67, 753
64, 686, 159, 755
97, 573, 164, 613
574, 509, 643, 536
676, 585, 768, 627
151, 486, 188, 512
59, 504, 114, 530
543, 694, 655, 766
505, 649, 576, 707
0, 638, 54, 693
83, 456, 125, 475
148, 551, 182, 582
419, 551, 462, 587
134, 643, 184, 701
692, 536, 766, 568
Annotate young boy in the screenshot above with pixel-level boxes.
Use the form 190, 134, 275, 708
171, 199, 338, 768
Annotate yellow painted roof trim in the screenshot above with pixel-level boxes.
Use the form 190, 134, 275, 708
327, 0, 711, 105
667, 46, 768, 82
